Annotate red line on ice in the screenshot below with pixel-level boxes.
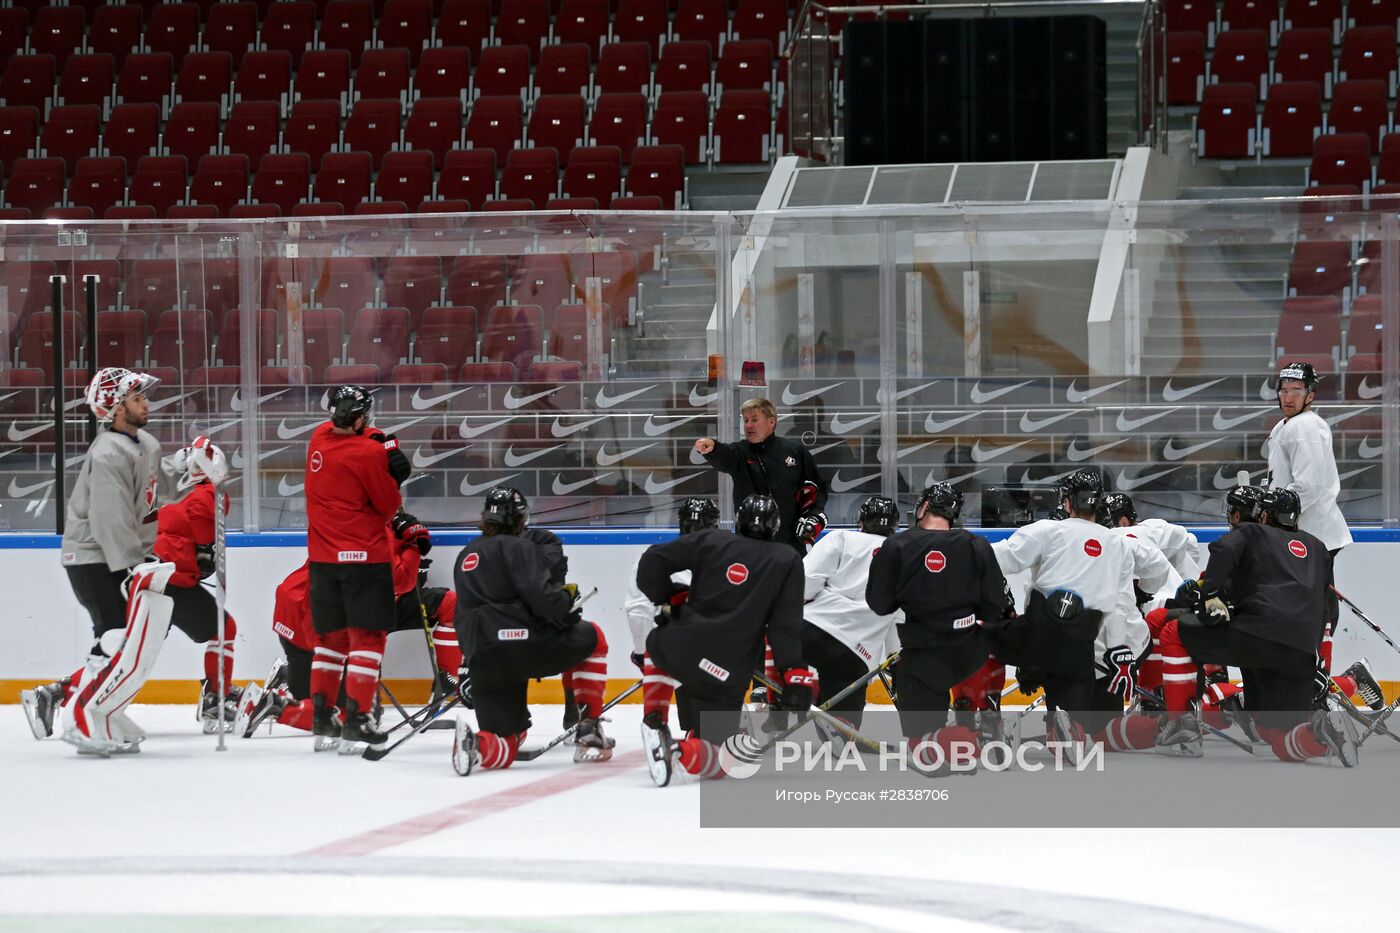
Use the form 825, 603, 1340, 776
301, 750, 647, 856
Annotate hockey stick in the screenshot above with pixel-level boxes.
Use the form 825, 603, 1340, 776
752, 671, 884, 753
515, 677, 643, 761
745, 652, 902, 756
1330, 586, 1400, 657
214, 478, 228, 752
1132, 686, 1256, 754
1355, 694, 1400, 750
362, 694, 462, 761
1326, 680, 1400, 745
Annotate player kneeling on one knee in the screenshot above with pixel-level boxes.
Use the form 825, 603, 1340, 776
451, 487, 613, 776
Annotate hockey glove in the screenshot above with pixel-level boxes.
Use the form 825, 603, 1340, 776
780, 667, 815, 711
563, 582, 580, 605
1313, 653, 1331, 702
1202, 592, 1231, 626
1103, 645, 1138, 700
370, 431, 412, 485
630, 651, 646, 673
195, 543, 216, 578
1170, 579, 1202, 612
392, 512, 432, 555
457, 666, 474, 709
1016, 667, 1045, 697
794, 511, 827, 545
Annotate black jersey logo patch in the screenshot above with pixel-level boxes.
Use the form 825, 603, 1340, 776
461, 552, 480, 572
726, 562, 749, 585
924, 550, 946, 573
1288, 539, 1308, 558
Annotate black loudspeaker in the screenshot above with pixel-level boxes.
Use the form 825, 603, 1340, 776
843, 20, 891, 165
1050, 16, 1107, 158
884, 21, 928, 163
923, 19, 968, 162
968, 17, 1015, 98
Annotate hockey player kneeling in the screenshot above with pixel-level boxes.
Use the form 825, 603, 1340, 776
451, 487, 613, 775
634, 495, 807, 786
866, 484, 1013, 775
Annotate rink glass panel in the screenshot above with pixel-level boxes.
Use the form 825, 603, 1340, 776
0, 198, 1393, 531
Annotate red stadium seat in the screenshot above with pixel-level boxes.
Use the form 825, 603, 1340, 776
562, 149, 621, 206
89, 7, 142, 69
353, 200, 407, 214
1209, 29, 1268, 97
438, 147, 497, 208
116, 52, 174, 105
417, 199, 471, 213
59, 54, 117, 108
1378, 132, 1400, 183
613, 0, 667, 57
261, 1, 317, 68
252, 153, 311, 215
466, 96, 523, 163
314, 257, 377, 313
414, 47, 473, 101
229, 202, 280, 217
655, 40, 712, 96
163, 102, 221, 166
548, 303, 589, 363
573, 250, 639, 324
93, 309, 148, 369
714, 89, 773, 163
174, 52, 232, 105
611, 194, 663, 209
0, 55, 56, 111
284, 100, 343, 171
125, 260, 180, 316
296, 49, 352, 102
355, 48, 412, 101
225, 102, 282, 166
0, 106, 39, 177
392, 363, 449, 383
30, 7, 85, 69
652, 91, 710, 164
528, 95, 586, 161
41, 105, 100, 174
145, 3, 199, 68
479, 306, 541, 369
321, 0, 374, 67
459, 361, 515, 381
717, 39, 774, 93
595, 42, 652, 96
536, 44, 592, 98
1166, 31, 1206, 105
103, 103, 160, 166
484, 197, 533, 210
43, 206, 95, 220
1195, 83, 1257, 158
297, 307, 346, 382
1221, 0, 1278, 35
375, 150, 434, 207
626, 144, 685, 206
66, 259, 122, 314
344, 100, 401, 169
1166, 0, 1218, 38
235, 50, 293, 102
1284, 0, 1341, 32
437, 0, 491, 55
188, 366, 243, 386
2, 260, 57, 322
732, 0, 788, 46
68, 157, 127, 215
500, 147, 559, 208
545, 197, 598, 210
190, 154, 250, 217
346, 306, 410, 374
495, 0, 550, 63
379, 0, 434, 66
260, 365, 313, 385
1277, 296, 1342, 359
105, 205, 158, 218
18, 309, 83, 376
1288, 241, 1353, 295
1329, 79, 1388, 149
672, 0, 727, 54
5, 158, 65, 214
1273, 29, 1333, 93
474, 45, 532, 99
555, 0, 609, 59
1348, 0, 1400, 28
589, 94, 648, 160
1338, 26, 1397, 85
512, 253, 572, 309
1263, 81, 1324, 155
417, 306, 478, 368
1309, 132, 1373, 188
198, 258, 241, 327
525, 360, 581, 381
203, 2, 258, 68
447, 256, 508, 309
382, 255, 442, 329
1347, 295, 1383, 357
404, 98, 464, 169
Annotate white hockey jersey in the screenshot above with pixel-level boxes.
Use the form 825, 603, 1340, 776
992, 517, 1174, 675
1265, 409, 1352, 551
1112, 519, 1200, 581
802, 528, 902, 671
623, 554, 691, 655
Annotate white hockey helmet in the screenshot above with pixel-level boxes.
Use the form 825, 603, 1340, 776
186, 435, 229, 486
86, 367, 160, 422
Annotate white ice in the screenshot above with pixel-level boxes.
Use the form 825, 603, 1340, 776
1, 703, 1394, 932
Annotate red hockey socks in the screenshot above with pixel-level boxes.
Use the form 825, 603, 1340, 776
565, 622, 608, 719
952, 658, 1007, 710
1333, 674, 1357, 699
1155, 617, 1199, 712
1098, 715, 1159, 751
642, 652, 679, 720
203, 614, 237, 689
478, 731, 523, 769
1319, 625, 1334, 674
763, 640, 777, 687
1266, 723, 1328, 762
430, 591, 462, 674
1140, 608, 1167, 692
344, 629, 387, 712
678, 735, 723, 779
909, 727, 979, 768
279, 699, 314, 731
310, 631, 349, 706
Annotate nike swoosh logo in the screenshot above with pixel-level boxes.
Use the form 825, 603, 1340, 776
875, 381, 940, 404
553, 473, 610, 495
1162, 437, 1223, 460
643, 414, 704, 437
379, 416, 428, 436
1258, 379, 1276, 402
231, 388, 290, 412
1064, 379, 1127, 404
968, 380, 1032, 404
896, 441, 937, 460
1211, 407, 1273, 431
504, 385, 561, 409
6, 422, 48, 442
202, 417, 243, 437
595, 384, 657, 409
829, 412, 881, 434
596, 443, 655, 467
277, 477, 304, 496
1212, 467, 1268, 490
688, 386, 718, 407
1115, 408, 1178, 432
412, 447, 468, 468
276, 419, 321, 439
148, 391, 198, 412
237, 446, 290, 468
0, 391, 19, 406
1065, 438, 1129, 462
8, 477, 54, 497
1019, 410, 1077, 432
780, 382, 845, 406
970, 440, 1031, 462
1162, 377, 1226, 402
458, 416, 516, 438
412, 387, 474, 410
502, 445, 564, 467
1357, 377, 1382, 400
829, 471, 881, 493
1326, 408, 1369, 427
642, 471, 704, 494
1359, 437, 1384, 459
551, 415, 609, 437
809, 440, 847, 456
1116, 466, 1180, 491
924, 411, 979, 433
1339, 465, 1375, 481
461, 472, 520, 496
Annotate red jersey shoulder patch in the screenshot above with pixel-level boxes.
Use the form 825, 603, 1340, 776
726, 562, 749, 585
309, 450, 324, 473
462, 552, 480, 572
1083, 539, 1102, 558
924, 550, 946, 573
1288, 539, 1308, 559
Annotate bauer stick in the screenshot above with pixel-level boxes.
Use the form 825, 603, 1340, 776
1355, 694, 1400, 749
751, 671, 885, 753
515, 677, 642, 761
362, 694, 463, 761
743, 651, 901, 757
214, 477, 229, 752
1331, 586, 1400, 658
1326, 679, 1400, 745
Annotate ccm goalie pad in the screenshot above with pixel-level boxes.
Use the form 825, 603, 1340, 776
59, 561, 178, 756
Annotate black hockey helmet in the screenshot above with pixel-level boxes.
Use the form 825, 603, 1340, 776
1059, 468, 1105, 514
1276, 360, 1320, 394
1262, 487, 1301, 530
736, 494, 781, 540
677, 497, 719, 535
1097, 491, 1137, 528
915, 483, 963, 524
857, 495, 899, 537
1225, 484, 1267, 523
328, 384, 374, 429
481, 486, 529, 531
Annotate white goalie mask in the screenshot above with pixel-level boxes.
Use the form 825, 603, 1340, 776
86, 367, 160, 423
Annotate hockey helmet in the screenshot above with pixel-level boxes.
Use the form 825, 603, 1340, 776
1097, 491, 1137, 528
328, 384, 374, 429
915, 483, 963, 524
1262, 487, 1301, 530
736, 494, 781, 540
86, 367, 160, 423
1276, 360, 1320, 395
185, 435, 229, 486
857, 495, 900, 537
1058, 468, 1105, 514
481, 486, 529, 530
1225, 484, 1267, 523
677, 497, 719, 535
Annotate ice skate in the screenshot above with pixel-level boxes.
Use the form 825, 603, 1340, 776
20, 680, 64, 740
1312, 709, 1360, 768
199, 681, 241, 734
641, 712, 674, 787
340, 701, 387, 754
952, 697, 976, 732
262, 657, 289, 695
979, 710, 1008, 767
1154, 712, 1203, 758
1342, 660, 1386, 712
452, 718, 478, 776
1216, 692, 1265, 744
1048, 710, 1088, 767
234, 684, 263, 737
312, 699, 342, 752
239, 685, 291, 738
573, 716, 615, 762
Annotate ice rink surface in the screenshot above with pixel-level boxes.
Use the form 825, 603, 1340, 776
2, 703, 1395, 932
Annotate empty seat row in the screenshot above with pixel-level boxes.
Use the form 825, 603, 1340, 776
1273, 294, 1388, 372
1166, 0, 1400, 45
1194, 80, 1400, 157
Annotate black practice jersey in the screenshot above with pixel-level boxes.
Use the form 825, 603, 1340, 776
453, 532, 572, 663
1202, 522, 1332, 655
702, 434, 827, 550
866, 527, 1012, 648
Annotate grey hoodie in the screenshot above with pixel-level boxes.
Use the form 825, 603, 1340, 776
60, 427, 184, 571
